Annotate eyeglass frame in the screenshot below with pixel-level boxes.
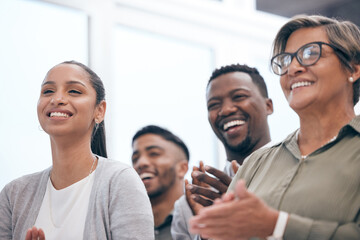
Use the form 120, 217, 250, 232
270, 41, 348, 76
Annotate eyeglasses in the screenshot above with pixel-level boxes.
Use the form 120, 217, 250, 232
271, 41, 339, 76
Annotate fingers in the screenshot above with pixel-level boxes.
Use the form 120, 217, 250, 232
25, 228, 32, 240
25, 226, 46, 240
204, 165, 232, 186
192, 164, 205, 186
191, 194, 213, 207
199, 161, 205, 172
38, 228, 46, 240
187, 184, 221, 200
185, 179, 203, 215
192, 171, 228, 194
235, 180, 250, 200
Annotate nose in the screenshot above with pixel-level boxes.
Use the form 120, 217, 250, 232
50, 94, 67, 105
287, 56, 306, 76
134, 155, 151, 171
218, 99, 237, 117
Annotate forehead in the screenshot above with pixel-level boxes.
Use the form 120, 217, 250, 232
43, 64, 90, 85
206, 72, 259, 98
285, 27, 328, 52
133, 133, 177, 150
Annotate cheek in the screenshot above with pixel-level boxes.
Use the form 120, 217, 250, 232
208, 112, 217, 126
280, 77, 288, 94
37, 99, 45, 118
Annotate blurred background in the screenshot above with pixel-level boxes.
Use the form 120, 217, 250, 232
1, 0, 359, 189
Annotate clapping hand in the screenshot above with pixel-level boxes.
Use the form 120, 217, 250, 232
25, 226, 45, 240
189, 180, 279, 240
185, 160, 239, 215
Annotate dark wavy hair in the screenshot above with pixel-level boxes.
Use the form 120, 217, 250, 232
62, 60, 107, 158
132, 125, 190, 161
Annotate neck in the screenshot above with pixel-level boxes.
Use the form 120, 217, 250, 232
150, 180, 184, 227
298, 109, 355, 156
225, 135, 271, 165
49, 134, 96, 189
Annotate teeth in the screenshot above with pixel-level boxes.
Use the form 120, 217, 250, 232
291, 81, 312, 90
140, 172, 155, 180
50, 112, 70, 118
223, 120, 245, 131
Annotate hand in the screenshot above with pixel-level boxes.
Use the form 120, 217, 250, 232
187, 164, 234, 207
185, 161, 207, 215
25, 226, 45, 240
185, 179, 204, 215
189, 180, 279, 240
231, 160, 240, 174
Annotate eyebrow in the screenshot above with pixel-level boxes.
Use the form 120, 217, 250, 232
207, 88, 251, 102
132, 145, 164, 156
41, 80, 87, 87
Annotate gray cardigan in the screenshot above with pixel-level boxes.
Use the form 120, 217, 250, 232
0, 157, 154, 239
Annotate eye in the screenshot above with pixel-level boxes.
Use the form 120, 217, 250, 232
132, 155, 139, 164
207, 101, 220, 110
301, 45, 319, 60
233, 94, 246, 101
42, 89, 54, 95
149, 151, 161, 157
69, 89, 82, 94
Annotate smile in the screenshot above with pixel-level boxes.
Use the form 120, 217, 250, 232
223, 120, 245, 131
49, 112, 71, 118
140, 172, 155, 180
291, 81, 313, 90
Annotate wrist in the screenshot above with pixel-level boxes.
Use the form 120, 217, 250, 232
267, 211, 289, 240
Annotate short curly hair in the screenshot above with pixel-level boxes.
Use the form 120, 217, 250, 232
208, 64, 269, 98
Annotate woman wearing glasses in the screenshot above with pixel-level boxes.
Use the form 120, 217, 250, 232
0, 61, 154, 239
190, 15, 360, 239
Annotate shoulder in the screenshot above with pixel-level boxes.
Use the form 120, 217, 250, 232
230, 134, 296, 188
94, 157, 143, 191
96, 157, 134, 174
1, 168, 50, 197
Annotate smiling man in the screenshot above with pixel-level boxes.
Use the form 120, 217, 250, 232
132, 125, 189, 240
171, 64, 273, 240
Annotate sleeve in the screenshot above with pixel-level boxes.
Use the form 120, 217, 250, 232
109, 167, 154, 239
0, 185, 13, 240
171, 195, 196, 240
283, 212, 360, 240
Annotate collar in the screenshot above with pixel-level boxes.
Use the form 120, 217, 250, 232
154, 213, 173, 230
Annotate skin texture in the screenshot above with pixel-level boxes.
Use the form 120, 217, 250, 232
281, 27, 360, 156
206, 72, 273, 162
132, 133, 188, 226
189, 27, 360, 239
186, 72, 272, 214
28, 64, 106, 239
25, 227, 45, 240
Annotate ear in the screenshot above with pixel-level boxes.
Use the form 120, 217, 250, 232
351, 64, 360, 83
265, 98, 274, 115
94, 100, 106, 123
176, 160, 189, 179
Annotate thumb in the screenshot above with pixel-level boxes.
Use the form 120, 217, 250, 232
231, 160, 239, 174
235, 179, 250, 200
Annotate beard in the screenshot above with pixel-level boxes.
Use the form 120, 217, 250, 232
147, 165, 177, 199
223, 128, 257, 156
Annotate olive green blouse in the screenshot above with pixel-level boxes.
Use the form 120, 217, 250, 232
229, 115, 360, 240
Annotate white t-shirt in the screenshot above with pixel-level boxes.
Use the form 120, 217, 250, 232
35, 170, 95, 240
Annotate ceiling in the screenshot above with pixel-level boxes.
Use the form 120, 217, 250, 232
256, 0, 360, 27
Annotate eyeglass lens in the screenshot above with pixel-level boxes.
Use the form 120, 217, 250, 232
272, 43, 321, 75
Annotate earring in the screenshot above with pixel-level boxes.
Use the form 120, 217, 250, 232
349, 77, 354, 83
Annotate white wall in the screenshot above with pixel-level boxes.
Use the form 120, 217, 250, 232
1, 0, 295, 189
